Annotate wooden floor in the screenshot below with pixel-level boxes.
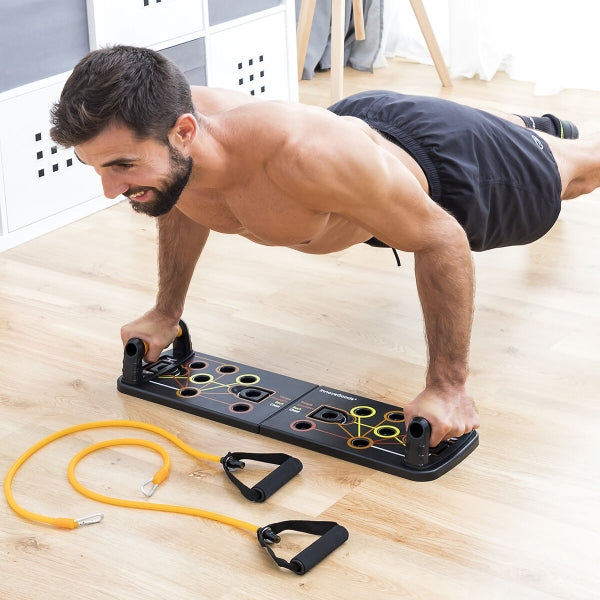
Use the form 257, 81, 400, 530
2, 59, 599, 599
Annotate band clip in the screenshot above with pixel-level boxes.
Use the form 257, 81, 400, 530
141, 479, 159, 497
75, 513, 104, 527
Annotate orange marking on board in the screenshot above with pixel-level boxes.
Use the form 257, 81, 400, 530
142, 326, 183, 356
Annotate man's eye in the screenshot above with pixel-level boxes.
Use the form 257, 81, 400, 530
119, 164, 134, 169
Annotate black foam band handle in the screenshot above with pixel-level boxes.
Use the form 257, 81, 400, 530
251, 455, 303, 501
290, 524, 349, 574
257, 520, 349, 575
221, 452, 303, 502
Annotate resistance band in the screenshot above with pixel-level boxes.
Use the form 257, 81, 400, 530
4, 420, 348, 574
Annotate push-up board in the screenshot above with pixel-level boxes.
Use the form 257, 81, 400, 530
117, 322, 478, 481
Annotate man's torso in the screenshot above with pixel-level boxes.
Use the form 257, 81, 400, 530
175, 87, 430, 254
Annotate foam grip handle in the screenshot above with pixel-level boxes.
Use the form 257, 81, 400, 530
404, 416, 431, 468
289, 523, 349, 574
258, 520, 349, 575
252, 455, 303, 502
221, 452, 303, 502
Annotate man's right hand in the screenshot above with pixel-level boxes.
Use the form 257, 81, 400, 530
402, 384, 480, 447
120, 308, 182, 362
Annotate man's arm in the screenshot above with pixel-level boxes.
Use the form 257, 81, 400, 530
362, 204, 480, 446
404, 223, 480, 446
280, 115, 480, 445
121, 207, 210, 360
346, 184, 479, 445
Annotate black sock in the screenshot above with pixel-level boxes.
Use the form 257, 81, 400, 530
516, 114, 558, 135
515, 113, 578, 139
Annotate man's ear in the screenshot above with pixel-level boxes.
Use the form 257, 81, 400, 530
169, 113, 198, 149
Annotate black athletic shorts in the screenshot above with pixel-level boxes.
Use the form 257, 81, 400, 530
328, 90, 563, 251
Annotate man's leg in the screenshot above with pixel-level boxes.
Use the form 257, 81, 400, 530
480, 105, 596, 200
484, 109, 579, 139
544, 132, 600, 199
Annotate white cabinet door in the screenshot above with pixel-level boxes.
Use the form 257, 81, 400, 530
206, 12, 292, 101
0, 82, 102, 232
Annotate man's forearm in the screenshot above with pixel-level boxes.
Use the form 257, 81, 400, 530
414, 230, 474, 388
155, 208, 210, 320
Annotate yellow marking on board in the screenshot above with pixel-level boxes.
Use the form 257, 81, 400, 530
373, 425, 401, 439
349, 406, 376, 438
235, 374, 261, 385
189, 373, 215, 385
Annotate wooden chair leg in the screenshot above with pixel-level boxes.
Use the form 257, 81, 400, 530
352, 0, 365, 41
330, 0, 346, 103
408, 0, 452, 87
296, 0, 317, 80
297, 0, 367, 103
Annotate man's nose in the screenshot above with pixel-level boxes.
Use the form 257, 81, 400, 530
100, 173, 128, 199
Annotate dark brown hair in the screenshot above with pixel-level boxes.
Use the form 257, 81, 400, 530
50, 45, 195, 147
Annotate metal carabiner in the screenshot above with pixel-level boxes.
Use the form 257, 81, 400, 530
75, 513, 104, 527
141, 479, 159, 497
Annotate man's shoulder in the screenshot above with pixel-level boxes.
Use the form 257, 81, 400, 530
191, 85, 296, 116
191, 86, 330, 121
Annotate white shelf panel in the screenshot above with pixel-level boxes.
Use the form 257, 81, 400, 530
87, 0, 204, 49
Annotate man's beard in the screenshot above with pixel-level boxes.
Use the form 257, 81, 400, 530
128, 144, 193, 217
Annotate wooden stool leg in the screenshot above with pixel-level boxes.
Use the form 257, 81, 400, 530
298, 0, 366, 102
352, 0, 365, 40
330, 0, 345, 103
297, 0, 317, 80
408, 0, 452, 87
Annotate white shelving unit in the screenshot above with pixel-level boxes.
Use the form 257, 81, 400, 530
0, 0, 298, 251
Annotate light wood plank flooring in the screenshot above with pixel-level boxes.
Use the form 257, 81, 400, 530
1, 59, 599, 599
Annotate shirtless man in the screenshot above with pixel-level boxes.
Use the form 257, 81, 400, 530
50, 46, 600, 446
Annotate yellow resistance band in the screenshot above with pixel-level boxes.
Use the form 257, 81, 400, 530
4, 420, 259, 535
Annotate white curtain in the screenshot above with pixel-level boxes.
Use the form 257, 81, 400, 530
380, 0, 600, 95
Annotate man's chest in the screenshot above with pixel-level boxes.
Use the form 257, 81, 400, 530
177, 185, 331, 246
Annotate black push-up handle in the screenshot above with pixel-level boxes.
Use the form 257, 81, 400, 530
221, 452, 303, 502
120, 320, 194, 385
172, 319, 193, 360
257, 520, 349, 575
121, 338, 147, 385
403, 417, 431, 468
